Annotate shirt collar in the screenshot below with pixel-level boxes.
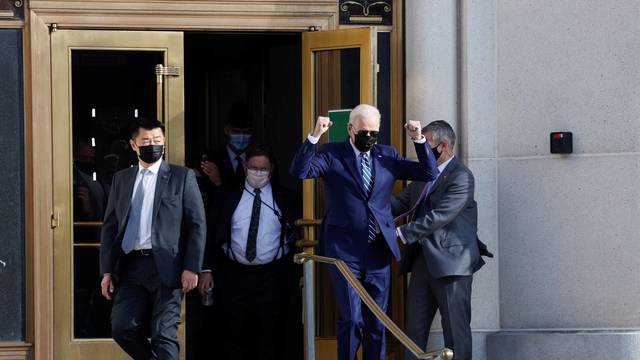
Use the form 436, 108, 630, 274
139, 159, 162, 175
437, 155, 455, 175
349, 137, 371, 158
227, 146, 246, 160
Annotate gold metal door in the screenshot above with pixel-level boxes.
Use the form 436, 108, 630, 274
300, 26, 377, 359
51, 30, 184, 360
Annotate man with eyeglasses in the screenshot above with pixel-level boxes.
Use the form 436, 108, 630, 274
199, 144, 300, 360
290, 104, 438, 360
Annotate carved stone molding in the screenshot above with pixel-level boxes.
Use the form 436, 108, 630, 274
339, 0, 392, 25
0, 0, 24, 20
29, 0, 339, 30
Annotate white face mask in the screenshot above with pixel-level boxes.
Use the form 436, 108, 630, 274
246, 168, 270, 189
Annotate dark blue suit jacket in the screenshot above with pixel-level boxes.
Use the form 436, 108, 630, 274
290, 139, 437, 262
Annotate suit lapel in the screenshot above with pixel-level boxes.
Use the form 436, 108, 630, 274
370, 146, 383, 198
427, 157, 460, 198
340, 140, 367, 198
228, 186, 244, 218
152, 161, 171, 222
120, 166, 139, 227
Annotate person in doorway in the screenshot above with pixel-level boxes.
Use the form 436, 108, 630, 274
289, 104, 438, 360
200, 101, 255, 196
190, 101, 255, 359
392, 120, 492, 360
73, 139, 109, 221
99, 117, 206, 360
199, 144, 301, 360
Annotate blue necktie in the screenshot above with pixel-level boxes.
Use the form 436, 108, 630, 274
360, 153, 376, 243
121, 169, 149, 254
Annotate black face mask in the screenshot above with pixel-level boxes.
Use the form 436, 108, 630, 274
353, 132, 378, 153
138, 145, 164, 164
431, 144, 442, 160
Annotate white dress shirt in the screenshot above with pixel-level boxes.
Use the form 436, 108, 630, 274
223, 181, 285, 265
132, 159, 162, 250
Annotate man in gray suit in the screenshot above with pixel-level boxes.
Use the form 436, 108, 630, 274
100, 118, 206, 360
393, 120, 490, 360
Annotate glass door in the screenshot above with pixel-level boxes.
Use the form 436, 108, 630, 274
51, 30, 184, 360
300, 26, 377, 359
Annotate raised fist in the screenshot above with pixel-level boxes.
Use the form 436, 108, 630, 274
312, 116, 333, 138
404, 120, 423, 140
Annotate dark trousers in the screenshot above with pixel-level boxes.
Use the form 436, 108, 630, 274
111, 253, 183, 360
215, 255, 292, 360
328, 238, 391, 360
405, 254, 473, 360
185, 290, 219, 360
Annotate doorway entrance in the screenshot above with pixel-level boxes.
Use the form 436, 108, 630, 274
182, 32, 304, 359
48, 26, 403, 360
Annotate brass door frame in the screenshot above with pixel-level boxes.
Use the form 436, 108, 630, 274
300, 26, 377, 358
50, 30, 184, 360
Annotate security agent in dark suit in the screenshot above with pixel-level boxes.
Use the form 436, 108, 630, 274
99, 118, 206, 360
199, 101, 254, 203
199, 144, 301, 360
392, 120, 492, 360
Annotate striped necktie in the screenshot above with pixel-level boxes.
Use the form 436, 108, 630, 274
360, 153, 376, 243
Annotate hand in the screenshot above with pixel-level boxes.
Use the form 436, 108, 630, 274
182, 270, 199, 293
200, 161, 222, 186
312, 116, 332, 138
101, 274, 114, 300
404, 120, 423, 140
198, 272, 214, 296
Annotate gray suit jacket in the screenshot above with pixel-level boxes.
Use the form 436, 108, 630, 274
392, 157, 486, 278
100, 161, 207, 288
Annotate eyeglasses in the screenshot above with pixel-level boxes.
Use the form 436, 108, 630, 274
247, 167, 270, 176
352, 128, 379, 137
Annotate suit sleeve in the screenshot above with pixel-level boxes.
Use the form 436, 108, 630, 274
181, 169, 207, 273
391, 184, 413, 216
393, 141, 438, 182
99, 174, 119, 275
398, 171, 474, 244
289, 139, 331, 179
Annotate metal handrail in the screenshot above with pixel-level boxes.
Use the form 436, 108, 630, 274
294, 252, 453, 360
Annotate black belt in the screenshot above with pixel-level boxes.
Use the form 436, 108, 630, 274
127, 249, 153, 256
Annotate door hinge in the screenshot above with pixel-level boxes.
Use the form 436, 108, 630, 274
376, 63, 380, 73
51, 211, 60, 229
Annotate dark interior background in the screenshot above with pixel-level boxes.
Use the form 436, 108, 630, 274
0, 28, 25, 341
184, 32, 303, 193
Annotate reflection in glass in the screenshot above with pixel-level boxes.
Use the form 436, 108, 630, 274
71, 50, 161, 338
